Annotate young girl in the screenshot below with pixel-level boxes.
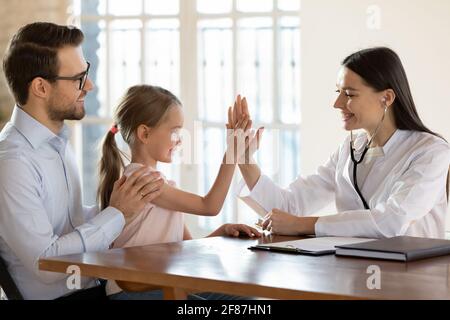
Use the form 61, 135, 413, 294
97, 85, 261, 300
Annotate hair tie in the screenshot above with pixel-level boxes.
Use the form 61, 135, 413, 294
110, 124, 119, 135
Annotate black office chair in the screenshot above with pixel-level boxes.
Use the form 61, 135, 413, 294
0, 254, 23, 300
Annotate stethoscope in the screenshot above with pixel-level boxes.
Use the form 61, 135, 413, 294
350, 104, 388, 210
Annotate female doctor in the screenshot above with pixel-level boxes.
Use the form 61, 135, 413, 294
232, 47, 450, 239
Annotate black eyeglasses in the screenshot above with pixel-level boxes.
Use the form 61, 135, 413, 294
45, 61, 91, 90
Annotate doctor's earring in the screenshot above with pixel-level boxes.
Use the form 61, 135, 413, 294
381, 97, 389, 111
383, 101, 388, 114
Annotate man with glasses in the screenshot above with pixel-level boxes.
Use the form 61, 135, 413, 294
0, 22, 164, 299
46, 61, 91, 90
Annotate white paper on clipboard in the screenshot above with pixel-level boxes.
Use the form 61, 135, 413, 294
238, 195, 268, 217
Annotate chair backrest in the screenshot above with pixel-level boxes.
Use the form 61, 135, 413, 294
0, 254, 23, 300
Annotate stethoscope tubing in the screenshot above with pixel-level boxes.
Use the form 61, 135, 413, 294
349, 105, 388, 210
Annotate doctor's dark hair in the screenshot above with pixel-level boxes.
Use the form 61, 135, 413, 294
3, 22, 84, 106
342, 47, 442, 139
97, 85, 181, 210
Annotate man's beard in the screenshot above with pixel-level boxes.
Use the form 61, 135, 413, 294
47, 101, 85, 121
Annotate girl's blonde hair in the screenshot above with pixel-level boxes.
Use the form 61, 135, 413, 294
97, 85, 181, 210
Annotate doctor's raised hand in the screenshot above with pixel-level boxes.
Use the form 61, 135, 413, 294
235, 47, 450, 239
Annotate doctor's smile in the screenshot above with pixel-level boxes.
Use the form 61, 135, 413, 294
341, 112, 355, 122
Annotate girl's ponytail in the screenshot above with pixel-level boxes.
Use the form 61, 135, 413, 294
97, 125, 125, 210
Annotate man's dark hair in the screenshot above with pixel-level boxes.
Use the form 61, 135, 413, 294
2, 22, 84, 106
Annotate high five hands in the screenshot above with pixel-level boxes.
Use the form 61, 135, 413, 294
225, 95, 264, 165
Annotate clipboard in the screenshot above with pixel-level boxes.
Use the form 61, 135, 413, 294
249, 237, 374, 256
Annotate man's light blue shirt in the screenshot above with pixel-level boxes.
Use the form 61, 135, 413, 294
0, 106, 125, 299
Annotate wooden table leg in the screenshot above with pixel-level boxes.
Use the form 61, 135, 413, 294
162, 287, 188, 300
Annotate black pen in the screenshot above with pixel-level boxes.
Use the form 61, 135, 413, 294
248, 245, 301, 253
248, 245, 335, 256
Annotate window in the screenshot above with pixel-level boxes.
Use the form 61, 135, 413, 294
70, 0, 301, 235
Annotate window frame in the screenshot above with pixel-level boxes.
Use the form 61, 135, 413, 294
71, 0, 301, 235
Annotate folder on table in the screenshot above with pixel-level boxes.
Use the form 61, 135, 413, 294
335, 236, 450, 261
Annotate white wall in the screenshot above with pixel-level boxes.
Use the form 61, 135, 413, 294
300, 0, 450, 229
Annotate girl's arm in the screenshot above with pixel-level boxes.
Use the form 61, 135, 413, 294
151, 107, 250, 216
151, 153, 236, 216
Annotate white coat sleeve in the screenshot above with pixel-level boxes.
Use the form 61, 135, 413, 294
237, 145, 341, 216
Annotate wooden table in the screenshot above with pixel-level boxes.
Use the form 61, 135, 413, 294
39, 235, 450, 300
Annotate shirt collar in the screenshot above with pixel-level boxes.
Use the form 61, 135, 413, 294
11, 105, 70, 151
381, 129, 407, 154
352, 129, 406, 156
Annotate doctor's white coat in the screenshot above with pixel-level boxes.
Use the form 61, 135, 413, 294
238, 130, 450, 238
